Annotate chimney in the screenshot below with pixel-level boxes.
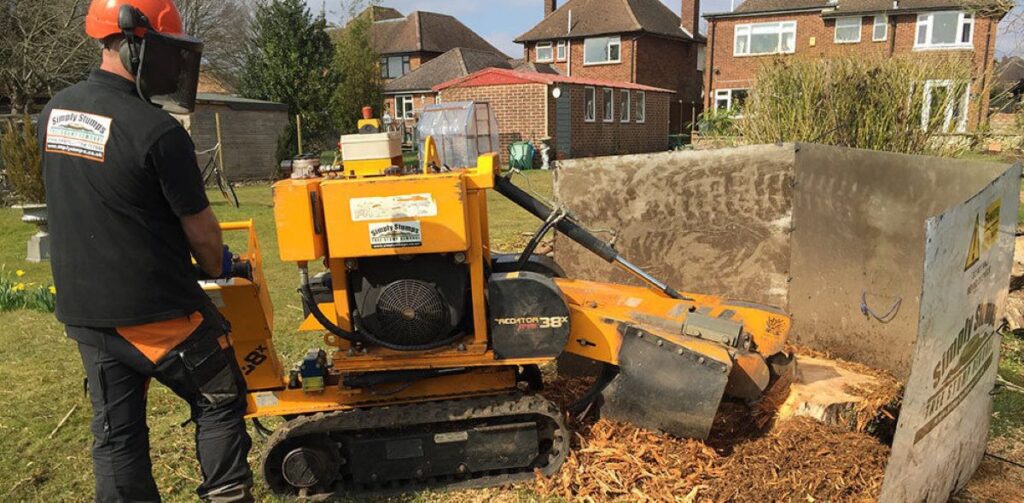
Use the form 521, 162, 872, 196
545, 0, 557, 17
681, 0, 700, 37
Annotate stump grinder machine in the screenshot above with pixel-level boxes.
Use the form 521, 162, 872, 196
204, 103, 793, 497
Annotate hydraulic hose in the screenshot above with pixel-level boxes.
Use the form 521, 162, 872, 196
298, 267, 467, 352
495, 176, 688, 300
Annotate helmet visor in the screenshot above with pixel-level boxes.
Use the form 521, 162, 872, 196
136, 31, 204, 114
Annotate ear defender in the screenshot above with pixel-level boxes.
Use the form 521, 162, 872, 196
116, 5, 149, 76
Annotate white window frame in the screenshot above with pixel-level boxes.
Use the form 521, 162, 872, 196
714, 88, 749, 115
734, 21, 797, 56
714, 89, 732, 111
921, 80, 970, 133
583, 36, 622, 65
395, 95, 415, 119
556, 40, 567, 61
635, 91, 646, 123
873, 15, 888, 42
584, 87, 596, 122
620, 89, 630, 122
602, 88, 614, 122
915, 11, 974, 49
834, 17, 862, 44
536, 42, 554, 63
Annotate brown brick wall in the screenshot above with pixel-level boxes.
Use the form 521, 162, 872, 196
704, 11, 1000, 130
525, 35, 703, 132
439, 83, 550, 166
438, 83, 671, 165
384, 92, 437, 130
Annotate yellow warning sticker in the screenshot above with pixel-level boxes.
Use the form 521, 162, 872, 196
964, 216, 981, 271
983, 199, 1000, 251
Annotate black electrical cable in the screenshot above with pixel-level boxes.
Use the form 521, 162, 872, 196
299, 282, 466, 352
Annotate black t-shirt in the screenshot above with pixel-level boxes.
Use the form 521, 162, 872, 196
40, 69, 211, 327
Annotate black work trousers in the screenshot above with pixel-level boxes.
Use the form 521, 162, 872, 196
70, 307, 253, 502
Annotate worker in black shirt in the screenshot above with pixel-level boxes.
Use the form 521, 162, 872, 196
39, 1, 253, 501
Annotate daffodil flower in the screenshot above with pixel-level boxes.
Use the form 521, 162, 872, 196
49, 286, 56, 295
14, 283, 25, 292
15, 270, 25, 277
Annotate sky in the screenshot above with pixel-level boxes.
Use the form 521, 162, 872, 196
313, 0, 1021, 58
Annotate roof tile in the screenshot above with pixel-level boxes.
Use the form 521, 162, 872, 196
515, 0, 702, 43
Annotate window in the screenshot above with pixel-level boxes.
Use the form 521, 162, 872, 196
380, 56, 411, 79
556, 40, 567, 61
584, 36, 621, 64
922, 80, 969, 133
584, 87, 596, 122
873, 15, 888, 41
697, 47, 706, 71
834, 17, 862, 43
714, 89, 749, 114
620, 90, 630, 122
635, 91, 646, 123
395, 95, 414, 119
603, 88, 614, 122
536, 42, 554, 63
916, 11, 973, 48
734, 21, 796, 56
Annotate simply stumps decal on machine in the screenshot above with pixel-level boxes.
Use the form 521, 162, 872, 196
879, 164, 1021, 503
369, 221, 423, 249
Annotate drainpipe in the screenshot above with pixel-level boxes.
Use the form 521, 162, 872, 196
567, 10, 573, 76
977, 17, 994, 130
706, 20, 716, 111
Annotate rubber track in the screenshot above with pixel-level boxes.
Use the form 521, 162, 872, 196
261, 393, 569, 498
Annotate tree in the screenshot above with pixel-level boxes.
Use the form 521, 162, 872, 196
332, 1, 384, 135
239, 0, 339, 162
176, 0, 255, 89
0, 0, 95, 115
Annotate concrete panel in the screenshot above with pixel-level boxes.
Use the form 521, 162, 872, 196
553, 145, 795, 307
788, 144, 1009, 379
880, 164, 1020, 502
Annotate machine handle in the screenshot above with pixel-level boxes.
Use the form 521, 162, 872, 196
495, 176, 618, 262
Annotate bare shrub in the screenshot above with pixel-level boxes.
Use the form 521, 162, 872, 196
737, 56, 973, 156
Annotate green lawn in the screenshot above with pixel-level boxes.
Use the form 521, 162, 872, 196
0, 170, 552, 502
1, 167, 1021, 501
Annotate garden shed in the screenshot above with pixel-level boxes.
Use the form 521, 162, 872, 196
177, 93, 290, 181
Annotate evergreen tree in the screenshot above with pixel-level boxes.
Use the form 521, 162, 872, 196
332, 1, 384, 135
239, 0, 339, 162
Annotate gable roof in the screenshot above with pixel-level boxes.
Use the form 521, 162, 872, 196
434, 67, 673, 93
707, 0, 1006, 18
371, 10, 506, 56
515, 0, 703, 43
385, 48, 514, 93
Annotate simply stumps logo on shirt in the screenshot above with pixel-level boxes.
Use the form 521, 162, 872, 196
45, 109, 113, 162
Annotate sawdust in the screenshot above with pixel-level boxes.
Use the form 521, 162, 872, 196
955, 432, 1024, 502
532, 376, 892, 503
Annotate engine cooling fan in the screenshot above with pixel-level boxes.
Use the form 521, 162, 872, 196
372, 279, 451, 347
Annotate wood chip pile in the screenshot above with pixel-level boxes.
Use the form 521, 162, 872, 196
533, 374, 892, 502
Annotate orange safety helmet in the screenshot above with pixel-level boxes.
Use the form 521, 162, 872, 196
85, 0, 184, 39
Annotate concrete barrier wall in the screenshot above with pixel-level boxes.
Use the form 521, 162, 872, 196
554, 144, 1010, 378
789, 145, 1006, 378
553, 144, 795, 308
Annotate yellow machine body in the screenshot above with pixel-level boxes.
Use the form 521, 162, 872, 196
224, 119, 793, 495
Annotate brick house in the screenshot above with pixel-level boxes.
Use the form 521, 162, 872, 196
366, 7, 506, 85
703, 0, 1008, 132
514, 0, 706, 134
435, 68, 671, 165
